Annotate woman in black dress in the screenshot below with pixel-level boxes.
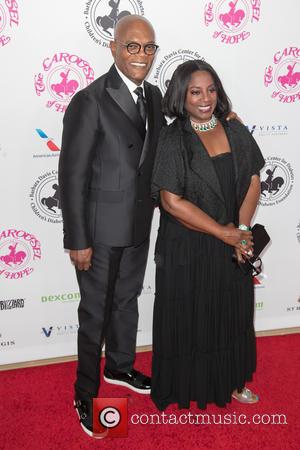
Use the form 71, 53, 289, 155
151, 60, 265, 410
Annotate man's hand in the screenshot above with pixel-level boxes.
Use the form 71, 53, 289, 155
226, 111, 243, 124
69, 248, 93, 271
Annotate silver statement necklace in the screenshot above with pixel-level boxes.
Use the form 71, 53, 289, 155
190, 114, 217, 132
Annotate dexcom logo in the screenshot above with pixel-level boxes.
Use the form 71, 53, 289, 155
41, 292, 80, 303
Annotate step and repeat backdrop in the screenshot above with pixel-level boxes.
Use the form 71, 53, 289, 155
0, 0, 299, 365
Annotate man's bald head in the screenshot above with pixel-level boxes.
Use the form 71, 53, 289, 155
110, 15, 157, 85
114, 15, 155, 42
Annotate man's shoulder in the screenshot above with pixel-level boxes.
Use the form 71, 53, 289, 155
144, 80, 162, 97
80, 71, 109, 96
64, 71, 111, 116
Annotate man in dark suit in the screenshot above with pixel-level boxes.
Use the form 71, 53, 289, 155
58, 15, 165, 437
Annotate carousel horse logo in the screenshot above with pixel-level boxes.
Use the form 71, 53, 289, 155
50, 69, 79, 99
277, 63, 300, 89
34, 52, 95, 113
260, 167, 284, 198
84, 0, 144, 46
29, 171, 62, 224
204, 0, 260, 44
0, 229, 41, 279
219, 0, 245, 29
259, 157, 294, 207
96, 0, 131, 37
152, 49, 204, 95
264, 46, 300, 103
0, 0, 19, 48
41, 184, 60, 213
0, 243, 26, 267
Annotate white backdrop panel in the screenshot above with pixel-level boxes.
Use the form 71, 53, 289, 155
0, 0, 299, 364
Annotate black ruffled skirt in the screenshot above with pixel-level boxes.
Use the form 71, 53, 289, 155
151, 213, 256, 410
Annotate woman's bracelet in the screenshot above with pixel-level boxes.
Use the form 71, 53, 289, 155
238, 224, 251, 231
239, 224, 250, 245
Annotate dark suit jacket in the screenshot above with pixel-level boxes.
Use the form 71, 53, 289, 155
151, 118, 265, 225
58, 65, 165, 249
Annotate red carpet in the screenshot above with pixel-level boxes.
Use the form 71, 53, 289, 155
1, 334, 300, 450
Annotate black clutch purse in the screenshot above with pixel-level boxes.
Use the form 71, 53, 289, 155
233, 223, 271, 275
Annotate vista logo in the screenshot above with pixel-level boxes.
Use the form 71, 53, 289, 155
41, 324, 78, 337
42, 326, 53, 337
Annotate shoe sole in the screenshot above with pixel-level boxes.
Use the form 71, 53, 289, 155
231, 394, 259, 404
103, 375, 151, 394
74, 401, 106, 439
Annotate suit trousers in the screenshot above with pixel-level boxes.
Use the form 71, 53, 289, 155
74, 238, 150, 400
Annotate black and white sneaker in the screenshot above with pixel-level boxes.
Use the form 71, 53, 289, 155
104, 368, 151, 394
74, 399, 104, 439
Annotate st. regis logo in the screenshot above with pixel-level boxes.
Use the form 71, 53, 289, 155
0, 0, 19, 48
204, 0, 260, 44
0, 229, 41, 279
84, 0, 144, 47
152, 49, 204, 95
34, 52, 95, 113
264, 47, 300, 103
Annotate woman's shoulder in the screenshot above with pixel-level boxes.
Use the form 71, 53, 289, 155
225, 118, 249, 134
158, 118, 183, 143
224, 118, 263, 164
160, 118, 182, 133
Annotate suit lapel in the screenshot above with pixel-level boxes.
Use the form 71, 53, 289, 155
138, 82, 154, 168
105, 65, 145, 139
182, 120, 225, 204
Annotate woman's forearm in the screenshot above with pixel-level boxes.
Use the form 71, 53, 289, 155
176, 217, 206, 231
161, 191, 222, 237
160, 190, 234, 240
239, 175, 261, 227
160, 190, 252, 249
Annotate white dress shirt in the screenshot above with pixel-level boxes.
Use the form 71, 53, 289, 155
114, 64, 148, 128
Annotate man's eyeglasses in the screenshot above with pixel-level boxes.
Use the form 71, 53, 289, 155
117, 41, 159, 55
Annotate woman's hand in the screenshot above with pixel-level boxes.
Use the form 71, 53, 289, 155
218, 223, 253, 255
234, 248, 246, 263
226, 111, 243, 123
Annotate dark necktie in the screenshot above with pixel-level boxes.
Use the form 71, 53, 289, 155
134, 86, 147, 125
